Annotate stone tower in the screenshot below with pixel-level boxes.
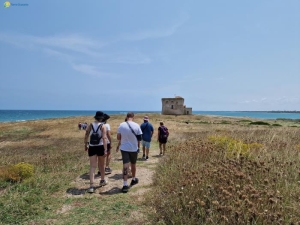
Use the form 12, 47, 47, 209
161, 96, 192, 115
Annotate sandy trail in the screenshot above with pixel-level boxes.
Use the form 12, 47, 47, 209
66, 150, 160, 197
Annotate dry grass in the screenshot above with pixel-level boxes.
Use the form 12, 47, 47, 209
146, 117, 300, 225
0, 113, 300, 224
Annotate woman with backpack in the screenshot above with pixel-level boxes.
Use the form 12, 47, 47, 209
97, 113, 112, 175
84, 111, 108, 193
157, 121, 169, 155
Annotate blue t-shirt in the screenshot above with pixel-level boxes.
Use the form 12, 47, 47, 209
140, 122, 154, 142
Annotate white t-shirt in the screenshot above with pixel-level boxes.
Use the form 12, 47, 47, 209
118, 121, 142, 152
89, 122, 103, 146
99, 123, 110, 145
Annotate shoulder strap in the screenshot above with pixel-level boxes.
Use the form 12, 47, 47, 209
126, 122, 137, 135
141, 123, 148, 132
91, 123, 102, 133
91, 123, 95, 132
160, 126, 167, 133
95, 123, 102, 132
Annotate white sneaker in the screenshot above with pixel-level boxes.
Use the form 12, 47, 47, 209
87, 187, 94, 193
99, 180, 108, 187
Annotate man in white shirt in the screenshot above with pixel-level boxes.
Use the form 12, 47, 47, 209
117, 112, 142, 193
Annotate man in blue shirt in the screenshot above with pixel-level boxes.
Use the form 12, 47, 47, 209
140, 116, 154, 160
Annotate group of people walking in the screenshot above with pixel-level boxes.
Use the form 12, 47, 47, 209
83, 111, 169, 193
78, 122, 88, 130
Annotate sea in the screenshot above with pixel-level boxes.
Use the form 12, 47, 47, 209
1, 110, 300, 123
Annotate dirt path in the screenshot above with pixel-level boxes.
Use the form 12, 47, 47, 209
66, 150, 160, 197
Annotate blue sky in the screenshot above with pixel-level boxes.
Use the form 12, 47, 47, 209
0, 0, 299, 111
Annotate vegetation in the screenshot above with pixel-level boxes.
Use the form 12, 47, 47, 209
0, 115, 153, 225
147, 124, 300, 224
238, 120, 253, 123
249, 121, 270, 126
0, 162, 34, 182
0, 114, 300, 224
277, 118, 300, 123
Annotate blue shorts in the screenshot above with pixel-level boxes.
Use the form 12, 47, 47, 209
142, 140, 151, 148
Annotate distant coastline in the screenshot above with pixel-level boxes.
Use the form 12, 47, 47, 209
240, 111, 300, 114
1, 110, 300, 123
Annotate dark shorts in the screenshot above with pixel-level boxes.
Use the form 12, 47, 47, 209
120, 150, 138, 164
159, 137, 168, 144
88, 145, 105, 157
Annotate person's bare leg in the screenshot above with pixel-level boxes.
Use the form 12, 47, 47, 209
98, 156, 106, 181
146, 147, 150, 157
123, 162, 130, 182
97, 156, 101, 174
142, 145, 146, 157
128, 163, 132, 177
163, 144, 166, 155
105, 151, 111, 168
89, 155, 97, 186
130, 163, 136, 178
159, 143, 162, 155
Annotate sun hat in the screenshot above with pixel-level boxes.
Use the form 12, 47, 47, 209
94, 111, 104, 119
103, 113, 110, 121
144, 116, 149, 121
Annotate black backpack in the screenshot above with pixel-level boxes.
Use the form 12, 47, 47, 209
90, 123, 103, 145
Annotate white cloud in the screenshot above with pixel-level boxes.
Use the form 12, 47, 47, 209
0, 14, 188, 76
71, 64, 108, 77
34, 34, 106, 57
239, 97, 300, 104
0, 33, 105, 56
121, 13, 190, 41
43, 48, 74, 62
99, 51, 152, 64
0, 33, 151, 76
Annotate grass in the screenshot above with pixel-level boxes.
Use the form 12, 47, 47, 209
238, 120, 253, 123
249, 121, 271, 126
0, 114, 172, 225
146, 121, 300, 224
1, 114, 300, 224
220, 120, 231, 124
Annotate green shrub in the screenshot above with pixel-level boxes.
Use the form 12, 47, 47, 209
249, 121, 270, 126
238, 120, 252, 123
220, 120, 231, 124
0, 162, 34, 182
13, 162, 34, 180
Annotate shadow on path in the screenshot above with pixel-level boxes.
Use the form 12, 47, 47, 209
79, 173, 90, 180
66, 187, 87, 195
99, 187, 122, 195
151, 155, 163, 158
109, 173, 123, 180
